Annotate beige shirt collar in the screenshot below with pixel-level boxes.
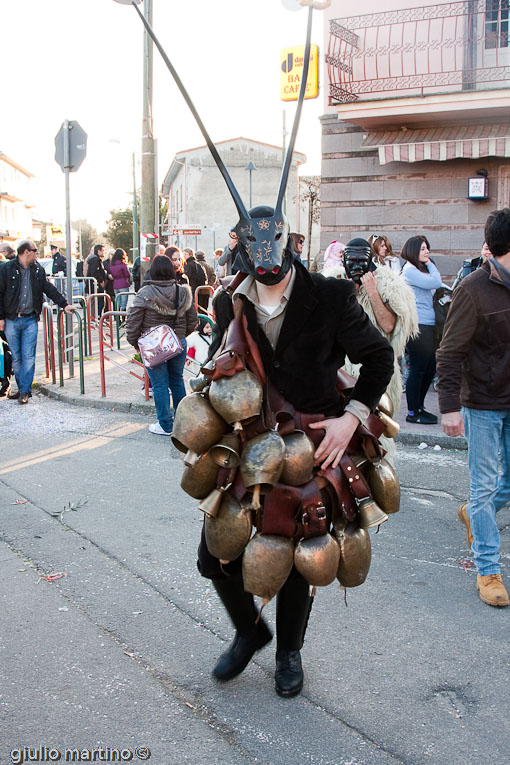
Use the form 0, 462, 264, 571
233, 267, 296, 350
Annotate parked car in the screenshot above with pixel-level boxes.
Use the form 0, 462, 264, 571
38, 257, 83, 302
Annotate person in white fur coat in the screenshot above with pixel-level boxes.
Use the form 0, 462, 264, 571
322, 237, 418, 463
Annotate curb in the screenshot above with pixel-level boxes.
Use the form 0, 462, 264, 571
35, 383, 468, 451
396, 430, 467, 451
34, 383, 155, 416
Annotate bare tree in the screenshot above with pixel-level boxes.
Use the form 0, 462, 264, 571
299, 176, 320, 269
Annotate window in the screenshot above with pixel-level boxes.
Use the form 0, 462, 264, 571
486, 0, 509, 49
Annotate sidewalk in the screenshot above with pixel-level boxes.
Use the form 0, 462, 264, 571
32, 327, 467, 451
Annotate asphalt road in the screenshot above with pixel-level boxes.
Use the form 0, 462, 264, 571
1, 394, 508, 765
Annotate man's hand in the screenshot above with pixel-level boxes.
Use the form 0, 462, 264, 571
442, 411, 464, 437
64, 305, 75, 315
228, 232, 238, 252
0, 319, 4, 332
309, 411, 359, 470
360, 271, 378, 297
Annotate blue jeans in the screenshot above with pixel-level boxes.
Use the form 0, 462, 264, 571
463, 407, 510, 575
4, 315, 39, 394
146, 339, 187, 433
114, 289, 129, 311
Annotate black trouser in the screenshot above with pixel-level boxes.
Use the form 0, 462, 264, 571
405, 324, 438, 412
197, 526, 311, 648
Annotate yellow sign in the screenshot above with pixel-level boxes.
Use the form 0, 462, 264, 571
280, 44, 319, 101
49, 224, 64, 239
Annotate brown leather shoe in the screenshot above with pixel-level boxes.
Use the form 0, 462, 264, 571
477, 574, 509, 607
457, 503, 473, 548
18, 392, 29, 405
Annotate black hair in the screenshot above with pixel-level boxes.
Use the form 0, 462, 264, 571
93, 244, 104, 256
198, 317, 211, 337
485, 208, 510, 258
151, 255, 176, 281
401, 236, 429, 273
112, 248, 125, 264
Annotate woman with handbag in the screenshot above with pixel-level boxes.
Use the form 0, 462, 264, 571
401, 236, 442, 424
127, 255, 198, 435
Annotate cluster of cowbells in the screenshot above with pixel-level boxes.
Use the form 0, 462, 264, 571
172, 371, 400, 604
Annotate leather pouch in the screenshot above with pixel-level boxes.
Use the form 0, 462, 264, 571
260, 483, 303, 537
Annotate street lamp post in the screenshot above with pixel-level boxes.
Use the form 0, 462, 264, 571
244, 162, 257, 209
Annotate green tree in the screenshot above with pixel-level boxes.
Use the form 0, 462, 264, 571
104, 208, 133, 258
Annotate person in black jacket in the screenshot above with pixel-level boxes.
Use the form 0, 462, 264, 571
50, 245, 66, 275
183, 247, 206, 299
87, 244, 108, 315
0, 240, 73, 403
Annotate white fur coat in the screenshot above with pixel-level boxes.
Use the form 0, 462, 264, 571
322, 263, 418, 462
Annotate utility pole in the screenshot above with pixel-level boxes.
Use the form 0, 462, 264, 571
132, 152, 139, 263
140, 0, 157, 279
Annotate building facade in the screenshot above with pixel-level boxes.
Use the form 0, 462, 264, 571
0, 153, 35, 243
161, 137, 310, 256
321, 0, 510, 278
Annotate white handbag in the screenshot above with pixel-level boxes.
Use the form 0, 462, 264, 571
137, 324, 183, 369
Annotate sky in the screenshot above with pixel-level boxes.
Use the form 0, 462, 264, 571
1, 0, 325, 233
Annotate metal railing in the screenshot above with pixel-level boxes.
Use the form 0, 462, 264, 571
86, 293, 113, 356
42, 303, 56, 385
328, 0, 510, 104
194, 285, 215, 318
56, 307, 85, 394
98, 311, 149, 398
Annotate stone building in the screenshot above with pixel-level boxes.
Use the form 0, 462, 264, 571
321, 0, 510, 278
0, 152, 34, 244
161, 137, 310, 256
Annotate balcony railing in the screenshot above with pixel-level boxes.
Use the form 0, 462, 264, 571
327, 0, 510, 104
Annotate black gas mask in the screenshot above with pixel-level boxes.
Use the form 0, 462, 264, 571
343, 238, 373, 285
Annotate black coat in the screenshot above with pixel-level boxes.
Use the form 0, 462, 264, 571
0, 257, 68, 320
51, 251, 67, 275
184, 256, 206, 295
211, 263, 394, 417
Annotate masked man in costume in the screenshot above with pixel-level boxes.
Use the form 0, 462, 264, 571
197, 213, 394, 698
322, 238, 418, 464
118, 0, 393, 700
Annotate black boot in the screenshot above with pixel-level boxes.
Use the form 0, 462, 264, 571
275, 568, 313, 698
212, 573, 272, 681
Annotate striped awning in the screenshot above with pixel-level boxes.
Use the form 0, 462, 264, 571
362, 124, 510, 166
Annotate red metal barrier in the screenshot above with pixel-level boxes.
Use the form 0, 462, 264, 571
194, 285, 215, 318
86, 293, 113, 355
42, 303, 56, 384
98, 311, 149, 398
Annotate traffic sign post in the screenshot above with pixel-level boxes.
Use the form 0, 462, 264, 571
55, 120, 88, 378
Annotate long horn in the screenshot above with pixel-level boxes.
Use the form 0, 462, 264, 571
275, 6, 313, 213
131, 1, 249, 220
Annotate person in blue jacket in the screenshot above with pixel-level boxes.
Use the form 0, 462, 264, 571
401, 236, 442, 424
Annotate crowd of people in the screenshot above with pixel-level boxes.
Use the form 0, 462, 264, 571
2, 217, 509, 625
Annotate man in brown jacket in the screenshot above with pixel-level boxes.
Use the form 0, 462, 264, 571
437, 208, 510, 608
